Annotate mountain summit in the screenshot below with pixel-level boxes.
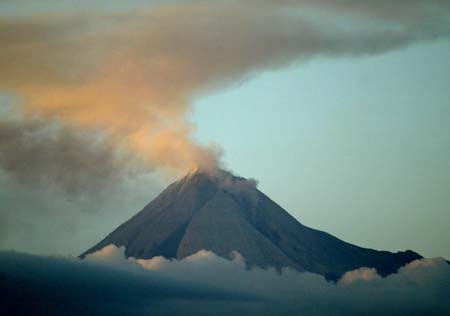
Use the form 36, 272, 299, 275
82, 169, 421, 280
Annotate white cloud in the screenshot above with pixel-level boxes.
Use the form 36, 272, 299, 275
83, 244, 450, 316
2, 245, 449, 315
338, 267, 381, 285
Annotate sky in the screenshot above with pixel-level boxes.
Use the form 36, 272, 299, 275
0, 0, 449, 261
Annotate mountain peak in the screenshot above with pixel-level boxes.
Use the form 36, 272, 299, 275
82, 170, 421, 280
178, 168, 258, 204
181, 168, 248, 185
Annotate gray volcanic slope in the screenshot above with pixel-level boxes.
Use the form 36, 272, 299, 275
82, 170, 421, 280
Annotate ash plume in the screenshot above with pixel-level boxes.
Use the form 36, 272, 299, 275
1, 0, 449, 177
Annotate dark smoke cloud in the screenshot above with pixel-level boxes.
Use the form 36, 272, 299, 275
0, 117, 145, 194
1, 246, 449, 316
0, 109, 163, 255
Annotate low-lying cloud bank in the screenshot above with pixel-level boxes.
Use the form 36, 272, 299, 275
0, 250, 259, 316
1, 245, 449, 316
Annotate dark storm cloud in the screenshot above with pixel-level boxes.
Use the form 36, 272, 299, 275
1, 246, 449, 316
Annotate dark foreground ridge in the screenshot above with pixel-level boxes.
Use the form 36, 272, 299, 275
81, 169, 421, 280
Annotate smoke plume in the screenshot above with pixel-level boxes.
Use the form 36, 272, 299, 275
1, 0, 449, 177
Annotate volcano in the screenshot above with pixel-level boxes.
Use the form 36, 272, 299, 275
82, 169, 421, 280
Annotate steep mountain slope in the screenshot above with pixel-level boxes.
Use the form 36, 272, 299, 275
81, 170, 421, 279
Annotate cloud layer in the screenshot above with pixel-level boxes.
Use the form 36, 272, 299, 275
0, 250, 260, 316
1, 245, 449, 316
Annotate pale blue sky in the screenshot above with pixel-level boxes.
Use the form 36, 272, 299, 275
191, 39, 450, 258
